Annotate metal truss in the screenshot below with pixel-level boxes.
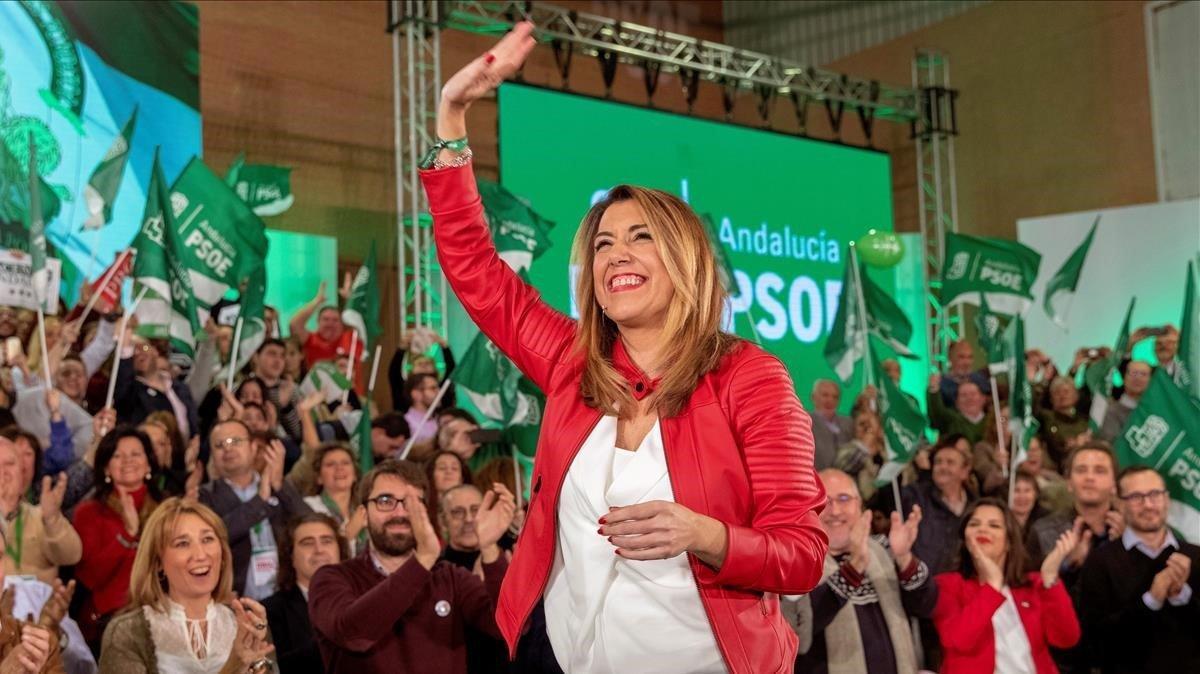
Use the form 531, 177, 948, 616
389, 0, 447, 335
912, 49, 961, 370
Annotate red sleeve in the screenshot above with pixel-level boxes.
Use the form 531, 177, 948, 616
932, 573, 1005, 654
420, 164, 575, 392
1036, 575, 1082, 649
74, 501, 136, 589
703, 350, 828, 594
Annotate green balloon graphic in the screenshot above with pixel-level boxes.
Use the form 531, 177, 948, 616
856, 230, 905, 267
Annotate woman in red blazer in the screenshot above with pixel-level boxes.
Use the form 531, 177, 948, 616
933, 497, 1081, 673
421, 22, 827, 674
73, 426, 162, 653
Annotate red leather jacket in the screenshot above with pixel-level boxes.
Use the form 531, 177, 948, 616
422, 163, 828, 674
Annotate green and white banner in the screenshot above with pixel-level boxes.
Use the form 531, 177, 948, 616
1042, 216, 1098, 327
300, 360, 352, 405
825, 253, 915, 382
341, 241, 381, 352
873, 347, 927, 486
1114, 369, 1200, 540
132, 152, 201, 354
941, 233, 1042, 315
82, 107, 137, 229
225, 153, 294, 217
477, 179, 555, 273
1176, 262, 1197, 398
1086, 297, 1136, 430
1005, 315, 1039, 466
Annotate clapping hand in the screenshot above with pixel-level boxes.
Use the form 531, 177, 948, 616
1064, 517, 1094, 569
38, 474, 66, 526
888, 505, 922, 569
404, 492, 442, 570
474, 483, 517, 558
229, 596, 274, 669
847, 510, 873, 573
36, 579, 74, 629
1040, 525, 1080, 588
966, 535, 1004, 591
118, 490, 140, 537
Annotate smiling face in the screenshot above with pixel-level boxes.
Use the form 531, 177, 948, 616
1119, 469, 1169, 534
1011, 476, 1038, 519
817, 470, 862, 554
366, 474, 422, 556
292, 521, 341, 588
317, 307, 343, 342
590, 200, 675, 331
317, 449, 356, 494
932, 444, 971, 494
964, 504, 1008, 565
55, 358, 87, 401
106, 436, 150, 491
161, 513, 223, 604
442, 486, 483, 552
211, 422, 254, 480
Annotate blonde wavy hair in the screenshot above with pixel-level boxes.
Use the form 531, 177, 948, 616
573, 185, 739, 418
127, 497, 235, 612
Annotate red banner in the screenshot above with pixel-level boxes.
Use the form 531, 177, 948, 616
88, 249, 134, 315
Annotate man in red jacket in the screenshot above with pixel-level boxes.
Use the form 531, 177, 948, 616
307, 460, 515, 673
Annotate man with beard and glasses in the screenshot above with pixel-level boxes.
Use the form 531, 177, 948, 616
1079, 466, 1200, 673
307, 460, 516, 673
264, 513, 348, 674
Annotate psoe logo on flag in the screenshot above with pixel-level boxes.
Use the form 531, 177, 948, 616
946, 252, 970, 280
1126, 415, 1170, 459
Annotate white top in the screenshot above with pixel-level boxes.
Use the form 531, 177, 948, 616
992, 586, 1036, 674
544, 417, 725, 673
144, 600, 238, 674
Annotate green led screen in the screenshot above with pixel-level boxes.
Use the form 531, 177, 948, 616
494, 83, 902, 409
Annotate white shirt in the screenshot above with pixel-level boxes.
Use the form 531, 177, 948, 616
992, 586, 1036, 674
544, 417, 725, 673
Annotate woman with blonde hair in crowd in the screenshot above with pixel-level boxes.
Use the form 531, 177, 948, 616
422, 23, 826, 673
99, 497, 276, 673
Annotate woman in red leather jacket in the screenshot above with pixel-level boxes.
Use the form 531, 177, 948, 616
933, 497, 1081, 673
420, 23, 827, 674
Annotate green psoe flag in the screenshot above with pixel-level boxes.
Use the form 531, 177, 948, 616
1114, 369, 1200, 539
1086, 298, 1136, 430
169, 157, 269, 360
1042, 216, 1098, 328
300, 361, 352, 405
131, 150, 201, 355
940, 233, 1042, 315
1005, 315, 1039, 466
355, 405, 374, 473
341, 241, 382, 350
872, 346, 927, 486
82, 107, 138, 229
825, 253, 916, 382
1176, 262, 1198, 398
452, 329, 545, 431
476, 179, 555, 272
974, 295, 1009, 374
225, 153, 294, 217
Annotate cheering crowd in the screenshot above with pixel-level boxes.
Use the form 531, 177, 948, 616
802, 327, 1198, 674
0, 269, 1189, 674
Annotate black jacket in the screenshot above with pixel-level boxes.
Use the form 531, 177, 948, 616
112, 357, 200, 435
1079, 535, 1200, 673
198, 477, 311, 594
264, 585, 324, 674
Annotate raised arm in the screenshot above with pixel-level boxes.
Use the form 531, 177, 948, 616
421, 23, 574, 391
288, 282, 326, 344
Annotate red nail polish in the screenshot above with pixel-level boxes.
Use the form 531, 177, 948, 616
598, 517, 606, 524
484, 53, 496, 65
615, 549, 622, 556
597, 527, 604, 535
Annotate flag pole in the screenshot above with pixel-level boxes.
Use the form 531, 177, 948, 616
341, 329, 358, 406
989, 373, 1007, 477
78, 249, 128, 325
35, 306, 51, 389
227, 317, 243, 391
104, 286, 150, 421
849, 245, 874, 390
512, 445, 524, 511
367, 344, 382, 393
892, 477, 903, 516
1007, 426, 1020, 508
398, 377, 452, 461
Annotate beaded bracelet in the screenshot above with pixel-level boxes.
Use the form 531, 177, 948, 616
419, 136, 470, 169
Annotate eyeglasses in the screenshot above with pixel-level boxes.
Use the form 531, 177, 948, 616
1119, 489, 1167, 505
447, 505, 480, 521
214, 436, 249, 451
825, 494, 860, 509
365, 494, 403, 512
